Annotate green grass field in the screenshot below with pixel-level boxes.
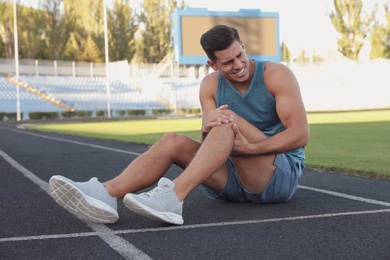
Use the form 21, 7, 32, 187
26, 109, 390, 178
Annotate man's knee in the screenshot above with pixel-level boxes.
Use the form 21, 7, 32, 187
161, 132, 178, 141
157, 132, 200, 165
158, 132, 198, 151
159, 132, 183, 147
209, 122, 235, 135
160, 132, 192, 142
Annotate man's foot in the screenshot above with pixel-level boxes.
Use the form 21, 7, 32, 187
123, 177, 184, 225
49, 175, 119, 224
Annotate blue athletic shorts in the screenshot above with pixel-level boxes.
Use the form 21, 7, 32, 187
202, 153, 304, 203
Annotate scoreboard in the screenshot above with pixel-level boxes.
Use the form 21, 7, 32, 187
173, 8, 280, 65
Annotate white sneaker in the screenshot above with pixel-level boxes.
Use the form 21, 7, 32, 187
49, 175, 119, 224
123, 177, 184, 225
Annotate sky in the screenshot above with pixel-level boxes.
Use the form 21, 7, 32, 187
22, 0, 389, 58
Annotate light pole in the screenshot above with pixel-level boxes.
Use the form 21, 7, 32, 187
13, 0, 21, 121
103, 0, 111, 118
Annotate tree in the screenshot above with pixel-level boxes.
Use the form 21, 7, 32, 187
137, 0, 179, 63
59, 0, 80, 60
370, 3, 390, 59
281, 41, 291, 63
329, 0, 376, 60
80, 0, 104, 57
61, 0, 105, 62
0, 36, 4, 57
312, 50, 324, 62
42, 0, 68, 59
108, 0, 138, 62
18, 5, 46, 59
82, 34, 102, 62
0, 0, 14, 59
62, 32, 82, 60
294, 50, 310, 63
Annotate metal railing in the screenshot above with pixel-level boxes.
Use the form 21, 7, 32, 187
0, 58, 207, 79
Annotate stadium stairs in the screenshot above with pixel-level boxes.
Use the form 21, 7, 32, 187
5, 77, 75, 112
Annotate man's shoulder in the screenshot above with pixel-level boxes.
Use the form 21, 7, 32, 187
263, 62, 293, 82
263, 61, 287, 73
201, 70, 219, 86
199, 70, 219, 99
263, 61, 300, 95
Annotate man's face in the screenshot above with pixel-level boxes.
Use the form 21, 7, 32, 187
208, 40, 251, 84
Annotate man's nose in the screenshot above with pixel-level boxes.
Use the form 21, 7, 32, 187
232, 59, 242, 69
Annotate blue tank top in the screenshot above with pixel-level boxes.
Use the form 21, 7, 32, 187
216, 60, 306, 166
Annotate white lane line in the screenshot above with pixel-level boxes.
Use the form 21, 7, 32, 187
2, 208, 390, 242
0, 232, 96, 242
11, 128, 142, 156
0, 148, 151, 260
0, 148, 49, 191
115, 208, 390, 234
298, 185, 390, 207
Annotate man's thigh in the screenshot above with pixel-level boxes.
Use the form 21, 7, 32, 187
231, 154, 276, 193
245, 153, 302, 203
229, 110, 267, 143
202, 154, 302, 203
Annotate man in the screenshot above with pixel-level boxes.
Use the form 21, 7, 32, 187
49, 25, 310, 225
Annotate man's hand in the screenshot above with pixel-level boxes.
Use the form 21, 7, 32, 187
231, 123, 253, 156
202, 105, 234, 137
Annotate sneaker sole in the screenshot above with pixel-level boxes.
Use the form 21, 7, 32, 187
123, 194, 184, 225
49, 176, 119, 224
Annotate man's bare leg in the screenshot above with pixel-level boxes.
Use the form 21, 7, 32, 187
222, 111, 276, 193
173, 123, 234, 201
122, 119, 277, 224
110, 109, 273, 202
104, 133, 200, 199
121, 124, 233, 225
173, 110, 277, 200
49, 132, 201, 224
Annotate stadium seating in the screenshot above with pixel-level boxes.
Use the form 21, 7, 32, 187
160, 78, 201, 109
1, 76, 203, 119
0, 77, 64, 115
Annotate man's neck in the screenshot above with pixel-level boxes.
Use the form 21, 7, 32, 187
228, 59, 255, 93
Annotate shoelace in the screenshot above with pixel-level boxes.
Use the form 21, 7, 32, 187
145, 184, 171, 197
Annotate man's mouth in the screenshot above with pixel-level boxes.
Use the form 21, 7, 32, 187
233, 66, 245, 75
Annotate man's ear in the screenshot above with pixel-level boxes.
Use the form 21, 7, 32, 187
207, 60, 218, 71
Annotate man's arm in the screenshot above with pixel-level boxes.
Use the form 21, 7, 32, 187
231, 62, 310, 156
199, 72, 233, 142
